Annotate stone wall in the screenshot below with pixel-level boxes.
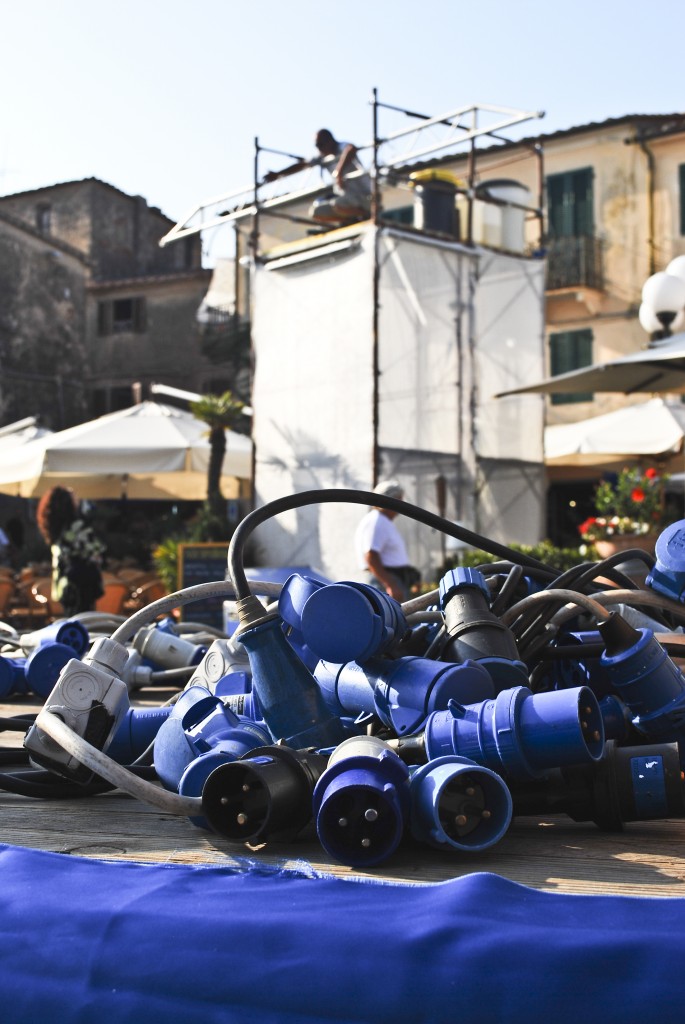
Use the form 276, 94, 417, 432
0, 215, 89, 428
0, 179, 215, 427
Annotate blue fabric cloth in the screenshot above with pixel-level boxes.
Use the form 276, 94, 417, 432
0, 841, 683, 1023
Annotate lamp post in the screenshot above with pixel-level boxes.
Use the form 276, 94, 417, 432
640, 259, 685, 342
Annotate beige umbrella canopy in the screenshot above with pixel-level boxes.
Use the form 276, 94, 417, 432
0, 402, 252, 499
544, 397, 685, 466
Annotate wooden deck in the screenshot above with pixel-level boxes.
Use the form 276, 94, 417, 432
3, 688, 685, 897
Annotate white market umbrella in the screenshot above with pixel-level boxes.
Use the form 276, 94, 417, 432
544, 398, 685, 466
0, 401, 252, 499
497, 332, 685, 398
0, 417, 53, 452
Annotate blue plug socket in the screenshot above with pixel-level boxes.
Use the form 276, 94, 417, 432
153, 683, 271, 828
599, 612, 685, 745
235, 615, 347, 749
314, 656, 494, 735
312, 735, 410, 867
153, 685, 270, 790
106, 705, 174, 763
280, 575, 409, 664
409, 756, 513, 852
21, 619, 89, 657
0, 656, 25, 697
24, 642, 75, 698
422, 685, 605, 780
0, 642, 75, 698
646, 519, 685, 601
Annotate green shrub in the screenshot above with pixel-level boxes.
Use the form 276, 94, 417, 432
436, 539, 582, 584
152, 536, 181, 593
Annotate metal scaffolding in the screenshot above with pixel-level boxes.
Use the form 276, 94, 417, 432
158, 92, 544, 258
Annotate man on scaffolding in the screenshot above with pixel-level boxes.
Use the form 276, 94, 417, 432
263, 128, 371, 225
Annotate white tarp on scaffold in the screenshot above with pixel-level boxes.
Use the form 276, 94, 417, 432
250, 225, 545, 581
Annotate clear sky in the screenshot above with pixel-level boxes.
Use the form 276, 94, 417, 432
2, 0, 683, 263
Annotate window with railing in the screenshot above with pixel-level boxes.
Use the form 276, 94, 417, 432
545, 235, 603, 290
545, 167, 602, 290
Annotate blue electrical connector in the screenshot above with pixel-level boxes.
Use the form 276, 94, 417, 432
599, 612, 685, 747
312, 736, 410, 867
646, 519, 685, 601
409, 755, 513, 852
395, 685, 604, 781
314, 655, 494, 735
153, 684, 271, 827
106, 705, 174, 764
20, 619, 89, 657
235, 614, 348, 749
0, 642, 75, 698
280, 575, 409, 664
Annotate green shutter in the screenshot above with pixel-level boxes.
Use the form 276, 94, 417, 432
97, 301, 112, 336
546, 168, 594, 238
680, 164, 685, 236
549, 329, 593, 405
133, 297, 147, 333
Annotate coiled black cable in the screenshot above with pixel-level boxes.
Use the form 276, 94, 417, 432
227, 488, 558, 603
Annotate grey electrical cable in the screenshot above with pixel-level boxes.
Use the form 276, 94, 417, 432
402, 589, 439, 615
405, 611, 444, 625
549, 588, 685, 629
111, 579, 284, 646
34, 709, 202, 816
500, 588, 613, 628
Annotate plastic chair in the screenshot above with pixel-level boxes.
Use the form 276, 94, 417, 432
0, 578, 15, 617
30, 578, 64, 620
95, 575, 130, 616
124, 577, 167, 612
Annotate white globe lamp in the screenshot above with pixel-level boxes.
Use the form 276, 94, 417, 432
666, 255, 685, 285
641, 272, 685, 337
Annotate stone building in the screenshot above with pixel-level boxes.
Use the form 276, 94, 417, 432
159, 104, 685, 557
425, 113, 685, 542
0, 177, 217, 430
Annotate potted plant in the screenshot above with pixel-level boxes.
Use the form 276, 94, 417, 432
578, 465, 668, 558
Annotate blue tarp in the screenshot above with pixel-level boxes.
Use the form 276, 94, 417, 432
0, 842, 683, 1023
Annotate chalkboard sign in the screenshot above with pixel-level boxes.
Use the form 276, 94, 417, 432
177, 543, 229, 630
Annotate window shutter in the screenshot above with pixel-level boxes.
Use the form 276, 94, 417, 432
133, 297, 147, 333
546, 168, 594, 238
97, 301, 113, 336
549, 329, 593, 405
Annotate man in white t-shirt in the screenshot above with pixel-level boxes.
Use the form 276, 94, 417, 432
262, 128, 371, 224
355, 480, 415, 602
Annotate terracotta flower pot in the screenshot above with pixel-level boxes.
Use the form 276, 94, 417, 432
593, 533, 657, 560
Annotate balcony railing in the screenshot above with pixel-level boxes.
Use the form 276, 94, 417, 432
545, 235, 603, 291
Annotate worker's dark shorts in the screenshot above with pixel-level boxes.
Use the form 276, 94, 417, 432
366, 564, 421, 599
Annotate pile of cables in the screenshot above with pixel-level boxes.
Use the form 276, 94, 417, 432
4, 487, 685, 870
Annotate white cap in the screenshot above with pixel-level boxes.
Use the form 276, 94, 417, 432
373, 479, 403, 499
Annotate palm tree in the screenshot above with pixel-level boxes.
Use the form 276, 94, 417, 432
190, 391, 245, 524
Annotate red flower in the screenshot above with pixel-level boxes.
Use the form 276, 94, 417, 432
578, 516, 597, 535
631, 487, 645, 503
644, 468, 658, 480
